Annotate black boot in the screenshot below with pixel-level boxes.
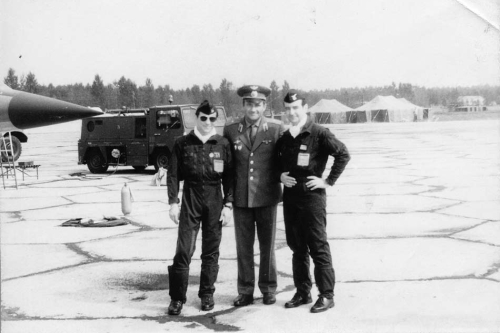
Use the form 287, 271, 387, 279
201, 295, 214, 311
168, 299, 183, 315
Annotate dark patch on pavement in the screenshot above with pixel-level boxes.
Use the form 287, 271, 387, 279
150, 311, 240, 331
110, 273, 169, 291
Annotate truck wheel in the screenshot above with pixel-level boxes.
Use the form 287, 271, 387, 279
133, 166, 146, 172
154, 151, 169, 171
87, 150, 109, 173
1, 135, 22, 162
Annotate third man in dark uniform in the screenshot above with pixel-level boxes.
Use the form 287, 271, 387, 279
277, 90, 350, 313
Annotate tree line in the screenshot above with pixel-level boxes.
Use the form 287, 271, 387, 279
4, 68, 500, 117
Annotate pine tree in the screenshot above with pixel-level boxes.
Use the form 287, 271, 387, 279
4, 68, 20, 89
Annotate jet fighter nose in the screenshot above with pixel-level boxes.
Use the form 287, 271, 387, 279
4, 89, 103, 130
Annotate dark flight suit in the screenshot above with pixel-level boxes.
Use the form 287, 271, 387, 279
167, 131, 233, 302
277, 117, 350, 299
223, 117, 283, 296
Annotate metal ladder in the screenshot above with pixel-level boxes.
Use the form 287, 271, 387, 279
0, 132, 18, 189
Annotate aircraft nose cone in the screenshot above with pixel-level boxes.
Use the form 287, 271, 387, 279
8, 91, 103, 130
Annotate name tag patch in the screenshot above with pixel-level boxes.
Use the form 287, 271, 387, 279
300, 144, 308, 151
214, 159, 224, 172
297, 153, 310, 166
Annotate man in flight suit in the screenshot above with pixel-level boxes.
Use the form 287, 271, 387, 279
277, 90, 350, 313
223, 85, 283, 306
167, 100, 233, 315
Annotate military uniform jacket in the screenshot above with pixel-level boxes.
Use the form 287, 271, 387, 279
277, 117, 350, 186
223, 117, 283, 208
167, 131, 233, 205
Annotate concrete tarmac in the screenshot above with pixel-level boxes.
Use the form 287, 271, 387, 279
1, 119, 499, 333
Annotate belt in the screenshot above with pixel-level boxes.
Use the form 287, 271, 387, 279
185, 180, 221, 187
292, 176, 315, 183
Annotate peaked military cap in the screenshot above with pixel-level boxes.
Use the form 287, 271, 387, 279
237, 85, 271, 100
196, 100, 217, 116
283, 89, 306, 103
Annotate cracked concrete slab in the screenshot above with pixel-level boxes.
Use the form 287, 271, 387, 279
28, 177, 135, 188
0, 197, 72, 212
421, 185, 500, 202
414, 175, 500, 188
328, 183, 434, 196
2, 119, 499, 332
19, 202, 168, 221
126, 211, 177, 229
0, 219, 139, 244
1, 244, 88, 280
438, 201, 500, 220
326, 194, 458, 213
487, 269, 500, 282
65, 187, 167, 204
276, 238, 500, 282
217, 280, 500, 333
324, 213, 484, 238
1, 319, 214, 333
333, 173, 419, 185
78, 230, 173, 260
0, 259, 291, 320
451, 222, 500, 246
0, 186, 102, 199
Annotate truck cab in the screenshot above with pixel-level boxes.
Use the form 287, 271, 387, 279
78, 104, 227, 173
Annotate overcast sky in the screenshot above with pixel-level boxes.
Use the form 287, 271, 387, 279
1, 0, 499, 91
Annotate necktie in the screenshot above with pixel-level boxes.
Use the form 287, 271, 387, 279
250, 125, 257, 145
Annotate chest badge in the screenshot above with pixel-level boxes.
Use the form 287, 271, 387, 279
235, 139, 243, 150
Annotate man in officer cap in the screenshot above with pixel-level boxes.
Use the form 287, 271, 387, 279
167, 100, 233, 315
277, 89, 350, 313
223, 85, 284, 306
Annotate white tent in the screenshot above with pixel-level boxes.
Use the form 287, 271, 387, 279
355, 95, 416, 122
397, 98, 430, 121
309, 99, 352, 124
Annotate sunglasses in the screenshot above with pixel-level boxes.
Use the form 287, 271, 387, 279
200, 116, 217, 122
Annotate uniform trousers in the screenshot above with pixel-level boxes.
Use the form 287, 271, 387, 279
283, 187, 335, 298
169, 183, 223, 302
233, 205, 277, 295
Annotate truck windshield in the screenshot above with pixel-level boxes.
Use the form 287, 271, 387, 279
181, 106, 227, 128
156, 110, 181, 130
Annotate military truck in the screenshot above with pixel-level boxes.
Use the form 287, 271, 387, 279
78, 104, 227, 173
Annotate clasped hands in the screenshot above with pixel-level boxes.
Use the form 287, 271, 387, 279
280, 172, 329, 190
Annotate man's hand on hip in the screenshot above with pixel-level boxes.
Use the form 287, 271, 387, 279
281, 172, 297, 188
306, 176, 329, 190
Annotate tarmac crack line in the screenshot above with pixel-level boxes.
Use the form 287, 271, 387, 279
1, 313, 242, 332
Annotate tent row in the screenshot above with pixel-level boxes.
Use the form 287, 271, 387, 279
309, 96, 430, 124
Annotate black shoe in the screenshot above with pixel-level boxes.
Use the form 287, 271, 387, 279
201, 295, 214, 311
263, 292, 276, 305
310, 296, 335, 313
233, 294, 254, 307
285, 292, 313, 308
168, 300, 183, 315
